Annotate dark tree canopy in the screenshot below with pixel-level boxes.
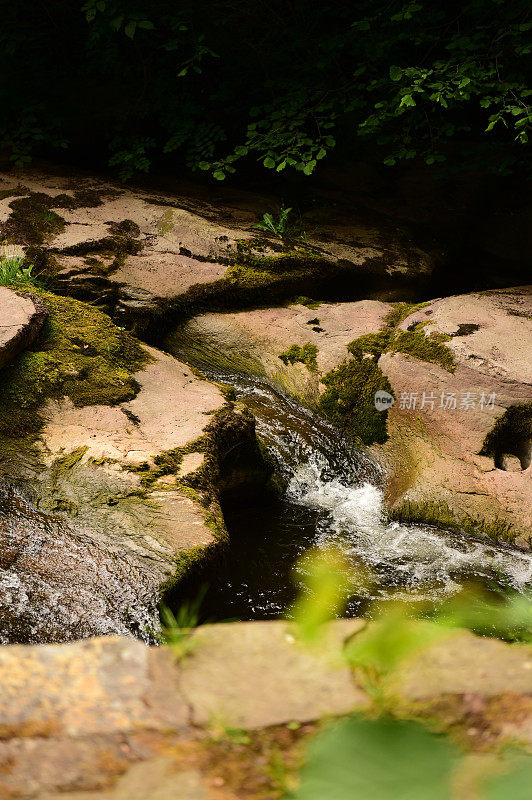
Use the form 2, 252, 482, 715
1, 0, 530, 179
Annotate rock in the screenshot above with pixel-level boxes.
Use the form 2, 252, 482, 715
379, 287, 532, 539
0, 166, 436, 329
396, 629, 532, 699
169, 299, 393, 402
179, 619, 368, 728
177, 288, 532, 540
500, 454, 523, 472
0, 292, 241, 642
0, 637, 188, 738
39, 759, 209, 800
0, 287, 47, 369
1, 621, 532, 797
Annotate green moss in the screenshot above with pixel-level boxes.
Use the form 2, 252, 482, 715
131, 447, 186, 490
346, 304, 455, 373
160, 241, 336, 325
293, 296, 322, 310
391, 329, 455, 372
317, 301, 451, 444
0, 185, 29, 201
0, 290, 151, 439
383, 302, 430, 328
51, 445, 88, 478
1, 193, 67, 245
319, 357, 393, 445
279, 342, 318, 372
348, 330, 393, 361
390, 500, 518, 545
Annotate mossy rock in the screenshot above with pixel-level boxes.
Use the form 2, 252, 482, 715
0, 290, 151, 439
390, 499, 518, 545
320, 357, 393, 445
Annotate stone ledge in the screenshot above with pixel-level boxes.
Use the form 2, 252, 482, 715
0, 287, 48, 370
1, 621, 531, 740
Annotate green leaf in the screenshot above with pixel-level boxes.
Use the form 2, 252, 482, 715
110, 14, 124, 30
137, 20, 154, 30
263, 157, 275, 168
294, 717, 459, 800
124, 20, 136, 39
483, 754, 532, 799
234, 146, 248, 156
213, 170, 226, 180
290, 549, 351, 644
316, 148, 326, 160
345, 610, 449, 679
389, 65, 403, 82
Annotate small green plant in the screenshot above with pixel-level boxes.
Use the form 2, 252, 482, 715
0, 256, 41, 288
159, 588, 206, 660
290, 551, 532, 799
253, 206, 306, 241
289, 548, 353, 645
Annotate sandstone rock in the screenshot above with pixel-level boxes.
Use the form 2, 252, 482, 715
0, 166, 436, 328
177, 288, 532, 539
500, 454, 523, 472
0, 622, 531, 797
179, 619, 369, 728
0, 338, 230, 643
396, 629, 532, 699
379, 287, 532, 538
0, 287, 47, 370
39, 759, 209, 800
0, 637, 187, 738
170, 299, 393, 402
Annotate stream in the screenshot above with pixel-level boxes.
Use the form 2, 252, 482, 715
1, 336, 531, 643
167, 367, 532, 622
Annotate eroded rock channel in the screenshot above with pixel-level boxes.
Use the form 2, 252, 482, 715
0, 166, 531, 644
166, 352, 532, 623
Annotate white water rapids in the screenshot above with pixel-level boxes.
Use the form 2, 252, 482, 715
287, 454, 532, 600
234, 377, 532, 607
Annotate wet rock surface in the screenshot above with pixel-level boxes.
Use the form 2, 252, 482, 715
0, 297, 229, 641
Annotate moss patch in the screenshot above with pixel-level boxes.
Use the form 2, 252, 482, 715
318, 301, 452, 445
1, 193, 67, 245
279, 342, 318, 372
153, 241, 338, 328
0, 190, 105, 246
320, 357, 393, 445
347, 306, 455, 373
0, 290, 151, 439
391, 329, 455, 371
390, 499, 518, 545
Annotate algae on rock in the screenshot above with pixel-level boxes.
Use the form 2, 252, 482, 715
0, 290, 151, 439
279, 343, 319, 372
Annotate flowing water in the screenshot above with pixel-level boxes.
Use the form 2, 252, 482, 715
0, 482, 160, 643
170, 371, 532, 621
1, 345, 531, 642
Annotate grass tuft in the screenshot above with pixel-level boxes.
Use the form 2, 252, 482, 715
0, 255, 42, 288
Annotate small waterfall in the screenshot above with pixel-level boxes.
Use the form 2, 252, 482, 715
183, 373, 532, 619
